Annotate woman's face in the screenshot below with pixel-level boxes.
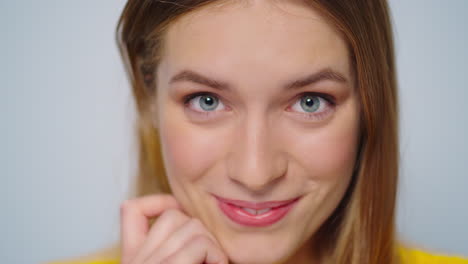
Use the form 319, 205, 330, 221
153, 0, 360, 263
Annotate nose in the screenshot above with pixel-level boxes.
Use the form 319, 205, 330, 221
227, 111, 287, 193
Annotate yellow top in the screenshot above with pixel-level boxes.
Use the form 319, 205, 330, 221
47, 246, 468, 264
399, 247, 468, 264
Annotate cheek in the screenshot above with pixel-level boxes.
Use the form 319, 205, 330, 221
309, 129, 358, 176
290, 107, 360, 182
159, 115, 223, 183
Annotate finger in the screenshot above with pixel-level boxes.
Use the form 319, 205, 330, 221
160, 235, 228, 264
146, 218, 223, 263
120, 194, 182, 264
131, 209, 190, 263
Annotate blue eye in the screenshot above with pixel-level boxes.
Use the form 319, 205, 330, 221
198, 94, 218, 111
185, 93, 226, 112
290, 93, 334, 121
300, 95, 321, 112
184, 92, 335, 121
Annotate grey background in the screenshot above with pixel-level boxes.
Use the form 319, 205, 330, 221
1, 0, 467, 263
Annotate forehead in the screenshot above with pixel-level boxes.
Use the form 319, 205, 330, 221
159, 0, 351, 85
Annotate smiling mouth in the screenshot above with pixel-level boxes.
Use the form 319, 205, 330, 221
213, 194, 301, 227
238, 207, 274, 215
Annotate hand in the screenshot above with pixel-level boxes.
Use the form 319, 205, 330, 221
120, 194, 229, 264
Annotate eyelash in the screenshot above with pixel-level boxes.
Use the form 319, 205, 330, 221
182, 92, 336, 121
182, 92, 225, 119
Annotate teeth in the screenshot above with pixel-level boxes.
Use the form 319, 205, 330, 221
257, 208, 271, 214
241, 207, 257, 215
240, 207, 272, 215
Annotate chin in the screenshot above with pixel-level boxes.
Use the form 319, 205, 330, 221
219, 234, 298, 264
227, 252, 288, 264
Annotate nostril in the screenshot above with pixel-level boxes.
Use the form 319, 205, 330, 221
226, 145, 288, 192
229, 172, 286, 193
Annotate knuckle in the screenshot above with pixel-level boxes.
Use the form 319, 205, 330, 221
186, 235, 227, 262
120, 199, 134, 215
216, 254, 229, 264
157, 208, 186, 223
160, 257, 175, 264
187, 218, 204, 230
159, 252, 181, 264
220, 257, 229, 264
190, 234, 212, 245
160, 208, 182, 219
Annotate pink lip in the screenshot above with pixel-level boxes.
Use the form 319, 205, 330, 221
213, 195, 301, 227
213, 195, 300, 210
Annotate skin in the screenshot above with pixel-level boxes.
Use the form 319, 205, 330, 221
123, 0, 360, 263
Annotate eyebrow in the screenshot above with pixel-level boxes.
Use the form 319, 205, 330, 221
169, 68, 348, 91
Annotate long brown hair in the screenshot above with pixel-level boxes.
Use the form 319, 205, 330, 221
116, 0, 399, 263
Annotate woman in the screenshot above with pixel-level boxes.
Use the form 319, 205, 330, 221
50, 0, 468, 263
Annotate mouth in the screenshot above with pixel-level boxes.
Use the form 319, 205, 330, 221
213, 194, 301, 227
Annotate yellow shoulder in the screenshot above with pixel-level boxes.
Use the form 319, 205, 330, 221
47, 261, 118, 264
399, 246, 468, 264
44, 244, 468, 264
44, 245, 120, 264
